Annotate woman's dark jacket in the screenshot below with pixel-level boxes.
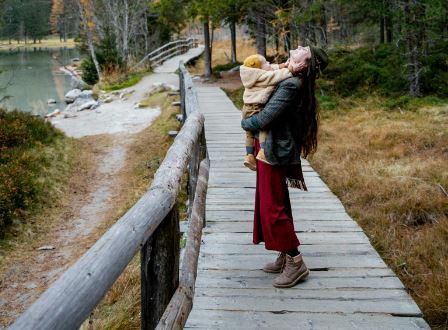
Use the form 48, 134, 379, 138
241, 77, 303, 166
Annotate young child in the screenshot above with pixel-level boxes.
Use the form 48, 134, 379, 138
240, 55, 292, 170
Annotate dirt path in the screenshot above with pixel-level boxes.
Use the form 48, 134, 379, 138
0, 47, 203, 327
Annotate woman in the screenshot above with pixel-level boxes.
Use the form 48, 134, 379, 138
241, 47, 328, 288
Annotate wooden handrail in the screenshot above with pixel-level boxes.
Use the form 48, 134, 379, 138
134, 38, 198, 69
156, 158, 210, 329
9, 59, 208, 330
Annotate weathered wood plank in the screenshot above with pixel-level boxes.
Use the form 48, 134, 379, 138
194, 269, 406, 290
182, 220, 362, 234
197, 254, 386, 270
190, 295, 421, 316
198, 243, 373, 255
185, 310, 429, 329
206, 210, 352, 221
201, 232, 369, 244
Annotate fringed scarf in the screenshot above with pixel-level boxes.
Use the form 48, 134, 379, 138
286, 163, 308, 191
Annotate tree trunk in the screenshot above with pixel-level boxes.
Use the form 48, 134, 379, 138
404, 0, 422, 97
203, 20, 212, 78
320, 4, 328, 45
284, 30, 291, 53
255, 19, 266, 57
77, 0, 102, 81
380, 17, 385, 44
229, 20, 237, 63
122, 0, 130, 67
385, 16, 392, 43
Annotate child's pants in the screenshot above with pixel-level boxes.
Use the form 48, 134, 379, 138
242, 104, 267, 154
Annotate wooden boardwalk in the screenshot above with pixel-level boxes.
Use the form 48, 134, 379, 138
184, 86, 429, 329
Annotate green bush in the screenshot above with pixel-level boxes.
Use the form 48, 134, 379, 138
321, 42, 448, 98
81, 28, 123, 85
0, 109, 64, 236
81, 57, 100, 85
213, 62, 241, 73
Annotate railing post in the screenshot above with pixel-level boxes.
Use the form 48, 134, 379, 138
179, 65, 186, 122
141, 206, 180, 330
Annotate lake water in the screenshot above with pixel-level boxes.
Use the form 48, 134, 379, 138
0, 47, 80, 116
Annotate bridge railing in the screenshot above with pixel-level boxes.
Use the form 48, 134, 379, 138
10, 63, 208, 330
134, 38, 199, 69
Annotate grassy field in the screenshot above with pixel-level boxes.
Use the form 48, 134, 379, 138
0, 37, 76, 50
311, 96, 448, 328
79, 92, 185, 329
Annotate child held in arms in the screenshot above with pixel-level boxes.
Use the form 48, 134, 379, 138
239, 46, 311, 170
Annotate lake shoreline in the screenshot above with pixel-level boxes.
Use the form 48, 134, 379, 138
0, 38, 76, 51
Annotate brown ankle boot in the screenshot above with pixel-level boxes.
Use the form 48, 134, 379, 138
243, 154, 256, 171
262, 253, 286, 273
256, 148, 271, 164
273, 254, 309, 288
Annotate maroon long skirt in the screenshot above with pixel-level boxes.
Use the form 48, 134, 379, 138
253, 140, 300, 251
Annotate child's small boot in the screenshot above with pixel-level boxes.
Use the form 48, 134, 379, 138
256, 148, 271, 164
244, 154, 257, 171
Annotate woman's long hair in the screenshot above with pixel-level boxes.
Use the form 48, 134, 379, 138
299, 67, 319, 158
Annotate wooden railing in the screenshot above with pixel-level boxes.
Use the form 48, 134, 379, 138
134, 38, 199, 69
9, 62, 208, 330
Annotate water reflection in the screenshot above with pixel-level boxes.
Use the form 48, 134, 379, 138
0, 47, 80, 116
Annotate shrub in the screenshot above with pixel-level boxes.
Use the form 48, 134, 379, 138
212, 62, 241, 73
321, 42, 448, 98
81, 28, 124, 85
0, 109, 65, 236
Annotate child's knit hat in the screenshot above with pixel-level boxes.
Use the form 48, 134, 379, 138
243, 55, 262, 69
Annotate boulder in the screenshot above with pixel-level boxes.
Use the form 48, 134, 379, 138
78, 100, 99, 111
47, 99, 57, 105
103, 96, 114, 103
79, 90, 94, 98
45, 109, 61, 118
64, 89, 82, 103
71, 76, 90, 91
147, 82, 177, 97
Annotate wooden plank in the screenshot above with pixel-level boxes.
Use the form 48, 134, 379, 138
194, 269, 406, 290
192, 220, 361, 233
197, 254, 386, 270
185, 310, 429, 329
201, 232, 369, 244
198, 243, 373, 255
190, 295, 421, 316
205, 210, 352, 221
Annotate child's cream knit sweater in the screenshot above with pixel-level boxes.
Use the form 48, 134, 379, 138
240, 65, 292, 105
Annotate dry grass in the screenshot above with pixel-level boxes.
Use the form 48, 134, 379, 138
0, 37, 76, 50
188, 39, 261, 76
83, 92, 183, 329
309, 100, 448, 328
